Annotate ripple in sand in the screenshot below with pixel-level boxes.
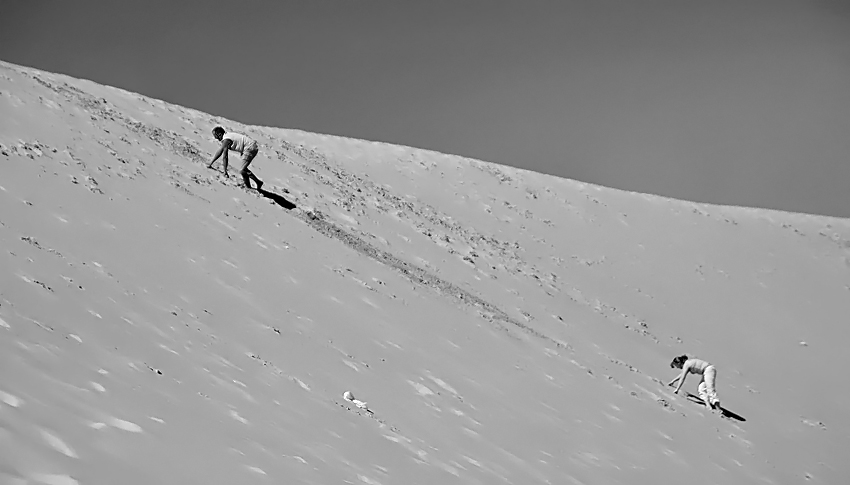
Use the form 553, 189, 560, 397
0, 390, 23, 407
107, 417, 143, 433
28, 474, 79, 485
40, 429, 78, 458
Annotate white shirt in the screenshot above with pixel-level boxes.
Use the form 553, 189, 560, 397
223, 132, 256, 154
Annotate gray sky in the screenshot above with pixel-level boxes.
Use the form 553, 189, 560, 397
2, 0, 849, 217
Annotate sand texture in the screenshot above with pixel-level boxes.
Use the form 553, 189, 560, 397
1, 60, 848, 484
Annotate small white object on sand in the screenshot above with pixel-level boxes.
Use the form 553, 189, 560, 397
343, 391, 370, 410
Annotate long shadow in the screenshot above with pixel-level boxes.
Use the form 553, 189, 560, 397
684, 393, 746, 422
259, 189, 296, 210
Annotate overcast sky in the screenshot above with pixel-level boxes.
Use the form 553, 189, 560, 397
2, 0, 849, 217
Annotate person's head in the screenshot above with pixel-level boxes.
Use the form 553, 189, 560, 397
670, 355, 688, 369
212, 126, 226, 141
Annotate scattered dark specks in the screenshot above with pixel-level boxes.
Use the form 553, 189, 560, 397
656, 398, 674, 411
20, 275, 53, 292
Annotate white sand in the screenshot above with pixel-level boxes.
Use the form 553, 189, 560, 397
1, 59, 848, 484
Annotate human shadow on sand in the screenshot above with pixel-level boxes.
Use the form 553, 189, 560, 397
259, 189, 296, 210
684, 392, 746, 422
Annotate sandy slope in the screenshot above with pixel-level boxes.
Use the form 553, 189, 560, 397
1, 60, 848, 484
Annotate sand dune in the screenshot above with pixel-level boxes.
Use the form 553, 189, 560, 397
1, 60, 848, 484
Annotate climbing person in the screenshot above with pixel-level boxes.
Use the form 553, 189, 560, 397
208, 126, 263, 190
668, 354, 720, 411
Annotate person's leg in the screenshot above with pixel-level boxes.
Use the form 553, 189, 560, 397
247, 149, 262, 189
697, 378, 711, 409
240, 149, 262, 189
704, 366, 718, 407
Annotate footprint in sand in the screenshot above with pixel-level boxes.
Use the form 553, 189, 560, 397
229, 409, 249, 425
107, 417, 143, 433
27, 474, 79, 485
290, 376, 310, 391
408, 381, 435, 397
425, 373, 461, 398
357, 474, 382, 485
40, 429, 78, 458
0, 390, 23, 408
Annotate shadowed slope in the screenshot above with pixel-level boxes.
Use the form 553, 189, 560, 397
1, 60, 848, 484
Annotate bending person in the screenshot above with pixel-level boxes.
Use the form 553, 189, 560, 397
208, 126, 263, 190
668, 354, 720, 411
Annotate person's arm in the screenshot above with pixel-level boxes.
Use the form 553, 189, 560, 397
221, 139, 230, 175
208, 139, 233, 175
667, 375, 681, 387
672, 366, 689, 394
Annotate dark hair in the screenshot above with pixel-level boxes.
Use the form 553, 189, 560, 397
670, 355, 688, 368
212, 126, 225, 137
